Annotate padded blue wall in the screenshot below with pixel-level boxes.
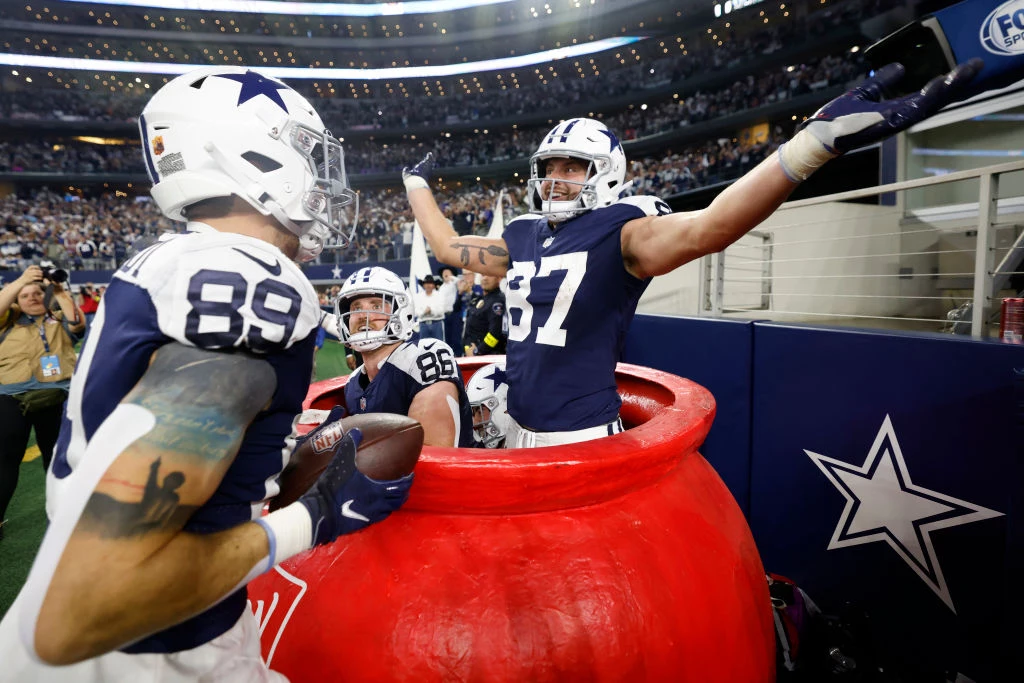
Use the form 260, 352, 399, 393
625, 315, 1022, 682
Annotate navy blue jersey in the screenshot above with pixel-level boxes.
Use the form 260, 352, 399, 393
47, 224, 321, 653
501, 196, 670, 431
344, 337, 475, 448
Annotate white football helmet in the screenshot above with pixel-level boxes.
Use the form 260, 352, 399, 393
466, 362, 514, 448
527, 117, 628, 223
139, 66, 357, 262
334, 267, 415, 351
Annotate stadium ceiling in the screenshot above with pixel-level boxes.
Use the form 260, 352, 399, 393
62, 0, 519, 16
0, 34, 645, 78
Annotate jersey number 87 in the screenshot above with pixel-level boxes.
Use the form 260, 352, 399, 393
505, 252, 587, 348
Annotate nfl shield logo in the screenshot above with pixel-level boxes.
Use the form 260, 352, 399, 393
311, 420, 346, 454
360, 397, 367, 410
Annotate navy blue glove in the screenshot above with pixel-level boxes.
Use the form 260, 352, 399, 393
294, 405, 346, 451
402, 152, 436, 190
803, 59, 982, 153
298, 427, 413, 546
778, 59, 982, 181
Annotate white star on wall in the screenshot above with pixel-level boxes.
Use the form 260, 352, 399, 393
806, 414, 1003, 613
331, 265, 342, 280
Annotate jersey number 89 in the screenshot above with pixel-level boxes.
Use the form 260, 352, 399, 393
184, 269, 302, 353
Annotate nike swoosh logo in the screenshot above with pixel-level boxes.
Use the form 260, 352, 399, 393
232, 247, 282, 276
422, 341, 436, 350
341, 499, 370, 522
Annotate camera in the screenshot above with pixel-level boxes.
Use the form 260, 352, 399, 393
864, 0, 1024, 99
38, 260, 69, 284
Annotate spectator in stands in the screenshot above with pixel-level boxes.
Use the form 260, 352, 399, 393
414, 274, 450, 342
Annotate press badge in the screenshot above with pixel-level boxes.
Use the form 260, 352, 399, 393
40, 354, 61, 377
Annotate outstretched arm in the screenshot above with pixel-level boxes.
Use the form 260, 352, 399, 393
404, 154, 511, 278
621, 59, 982, 280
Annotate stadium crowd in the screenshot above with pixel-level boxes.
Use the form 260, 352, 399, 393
0, 50, 863, 177
1, 122, 786, 273
0, 0, 879, 127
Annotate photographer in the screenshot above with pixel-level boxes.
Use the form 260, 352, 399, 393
0, 264, 85, 539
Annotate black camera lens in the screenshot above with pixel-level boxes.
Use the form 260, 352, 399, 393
41, 267, 68, 284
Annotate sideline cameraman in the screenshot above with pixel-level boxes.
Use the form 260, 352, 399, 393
0, 265, 85, 540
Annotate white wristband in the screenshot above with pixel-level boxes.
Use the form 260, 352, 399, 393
403, 174, 429, 191
255, 502, 313, 569
777, 129, 839, 183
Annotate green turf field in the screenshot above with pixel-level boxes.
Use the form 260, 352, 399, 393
0, 339, 351, 620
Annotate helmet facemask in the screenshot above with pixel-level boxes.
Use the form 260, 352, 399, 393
333, 267, 415, 352
335, 291, 410, 352
471, 395, 507, 448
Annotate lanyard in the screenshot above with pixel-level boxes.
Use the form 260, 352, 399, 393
34, 316, 50, 353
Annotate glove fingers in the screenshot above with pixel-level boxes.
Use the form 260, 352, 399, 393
859, 62, 905, 101
917, 57, 983, 113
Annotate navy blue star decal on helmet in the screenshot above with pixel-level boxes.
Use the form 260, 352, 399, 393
215, 70, 289, 112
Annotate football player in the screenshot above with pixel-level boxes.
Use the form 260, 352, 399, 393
0, 66, 413, 680
331, 266, 474, 448
465, 361, 516, 448
403, 60, 982, 448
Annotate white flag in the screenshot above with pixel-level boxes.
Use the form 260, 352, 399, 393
486, 190, 507, 240
408, 220, 433, 327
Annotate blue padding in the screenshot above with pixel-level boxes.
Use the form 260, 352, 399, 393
623, 314, 754, 517
749, 322, 1021, 680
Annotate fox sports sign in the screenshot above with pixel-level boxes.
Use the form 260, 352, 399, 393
983, 0, 1024, 55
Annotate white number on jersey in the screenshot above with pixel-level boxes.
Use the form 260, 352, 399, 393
185, 269, 302, 353
505, 251, 588, 349
414, 345, 456, 383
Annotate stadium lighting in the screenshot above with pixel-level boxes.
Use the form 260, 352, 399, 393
63, 0, 516, 16
0, 36, 644, 79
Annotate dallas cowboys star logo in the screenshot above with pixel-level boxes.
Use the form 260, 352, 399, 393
806, 415, 1003, 613
483, 365, 508, 391
598, 128, 622, 152
215, 70, 289, 112
331, 265, 342, 279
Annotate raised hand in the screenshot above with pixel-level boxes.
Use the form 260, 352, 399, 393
402, 152, 437, 190
778, 59, 983, 182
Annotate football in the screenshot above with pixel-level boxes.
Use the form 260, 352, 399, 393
270, 413, 424, 511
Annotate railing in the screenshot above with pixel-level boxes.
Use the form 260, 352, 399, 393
700, 159, 1024, 339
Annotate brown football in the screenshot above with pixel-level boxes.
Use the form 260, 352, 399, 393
269, 413, 424, 511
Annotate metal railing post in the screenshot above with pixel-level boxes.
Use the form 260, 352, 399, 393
711, 251, 725, 316
971, 172, 998, 339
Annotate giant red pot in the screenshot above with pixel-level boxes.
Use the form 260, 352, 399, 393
248, 359, 773, 682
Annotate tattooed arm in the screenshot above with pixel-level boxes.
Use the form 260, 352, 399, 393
24, 343, 277, 665
406, 187, 511, 278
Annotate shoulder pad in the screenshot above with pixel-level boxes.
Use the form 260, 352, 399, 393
387, 338, 460, 385
116, 232, 320, 353
615, 195, 673, 217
